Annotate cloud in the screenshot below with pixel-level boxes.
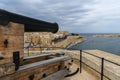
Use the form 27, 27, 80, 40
0, 0, 120, 33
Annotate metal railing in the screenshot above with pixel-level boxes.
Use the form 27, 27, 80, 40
24, 47, 120, 80
24, 47, 64, 56
79, 50, 120, 80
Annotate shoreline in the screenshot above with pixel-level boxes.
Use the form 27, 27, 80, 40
65, 37, 86, 48
53, 35, 86, 48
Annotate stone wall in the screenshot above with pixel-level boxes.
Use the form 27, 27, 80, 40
0, 22, 24, 77
24, 31, 69, 48
24, 32, 53, 48
0, 61, 65, 80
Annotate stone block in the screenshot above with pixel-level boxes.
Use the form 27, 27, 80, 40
0, 35, 24, 50
0, 63, 15, 77
0, 57, 12, 65
5, 63, 15, 75
0, 76, 12, 80
0, 22, 24, 36
0, 65, 5, 77
5, 22, 24, 36
0, 49, 23, 65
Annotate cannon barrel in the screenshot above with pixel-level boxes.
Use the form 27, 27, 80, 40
0, 9, 58, 33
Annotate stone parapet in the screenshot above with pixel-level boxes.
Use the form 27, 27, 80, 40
47, 49, 120, 80
0, 22, 24, 64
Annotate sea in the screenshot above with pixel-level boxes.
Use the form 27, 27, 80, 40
70, 33, 120, 56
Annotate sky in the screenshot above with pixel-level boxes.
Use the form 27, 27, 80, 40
0, 0, 120, 33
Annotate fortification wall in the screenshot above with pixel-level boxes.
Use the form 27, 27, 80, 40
0, 22, 24, 77
46, 49, 120, 80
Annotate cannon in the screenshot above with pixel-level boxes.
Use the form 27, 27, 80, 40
0, 9, 58, 33
0, 9, 79, 80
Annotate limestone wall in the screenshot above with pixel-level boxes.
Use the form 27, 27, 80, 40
24, 32, 52, 48
24, 31, 70, 48
0, 22, 24, 77
0, 61, 65, 80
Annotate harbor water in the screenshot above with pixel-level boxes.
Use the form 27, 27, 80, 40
70, 33, 120, 56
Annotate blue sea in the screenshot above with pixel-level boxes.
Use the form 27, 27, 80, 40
70, 33, 120, 56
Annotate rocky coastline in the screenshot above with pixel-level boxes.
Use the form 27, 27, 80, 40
53, 34, 86, 48
24, 31, 85, 48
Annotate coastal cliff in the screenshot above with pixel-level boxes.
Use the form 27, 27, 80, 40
53, 35, 85, 48
24, 31, 85, 48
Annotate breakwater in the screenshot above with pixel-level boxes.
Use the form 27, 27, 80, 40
93, 34, 120, 37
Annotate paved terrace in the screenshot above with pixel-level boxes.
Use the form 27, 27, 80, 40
63, 63, 98, 80
35, 49, 120, 80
